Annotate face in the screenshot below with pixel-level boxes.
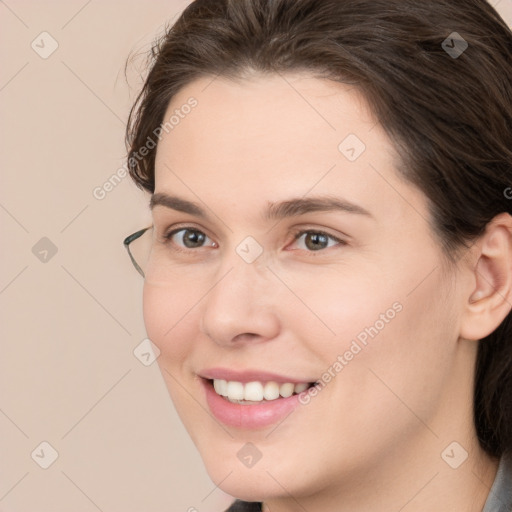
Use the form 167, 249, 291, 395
144, 73, 467, 501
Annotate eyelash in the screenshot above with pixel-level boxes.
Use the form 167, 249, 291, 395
162, 226, 346, 254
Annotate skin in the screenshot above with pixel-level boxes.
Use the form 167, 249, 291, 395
143, 72, 512, 511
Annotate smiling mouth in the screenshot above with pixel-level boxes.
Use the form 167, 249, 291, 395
208, 378, 318, 404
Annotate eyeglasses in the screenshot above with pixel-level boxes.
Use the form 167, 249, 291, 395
123, 226, 153, 278
124, 226, 192, 284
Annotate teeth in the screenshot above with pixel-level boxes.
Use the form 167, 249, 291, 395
279, 382, 294, 398
226, 381, 244, 400
213, 379, 228, 396
294, 382, 309, 393
212, 379, 313, 403
263, 381, 280, 400
244, 381, 263, 401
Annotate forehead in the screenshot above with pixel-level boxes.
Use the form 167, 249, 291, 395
153, 72, 427, 225
155, 73, 379, 176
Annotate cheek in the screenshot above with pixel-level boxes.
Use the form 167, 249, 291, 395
333, 269, 458, 428
142, 282, 198, 364
279, 263, 400, 345
142, 284, 168, 345
293, 259, 458, 411
142, 282, 204, 431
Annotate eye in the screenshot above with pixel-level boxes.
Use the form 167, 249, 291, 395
290, 230, 344, 252
165, 227, 217, 250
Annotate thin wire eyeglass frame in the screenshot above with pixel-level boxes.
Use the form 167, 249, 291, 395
123, 227, 152, 278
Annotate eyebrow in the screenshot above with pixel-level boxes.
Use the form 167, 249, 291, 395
150, 193, 372, 221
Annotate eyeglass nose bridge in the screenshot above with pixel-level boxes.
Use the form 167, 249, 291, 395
123, 227, 152, 278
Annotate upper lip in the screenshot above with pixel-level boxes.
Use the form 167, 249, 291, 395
198, 367, 316, 384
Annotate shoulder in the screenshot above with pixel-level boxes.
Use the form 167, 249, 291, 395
482, 452, 512, 512
224, 500, 262, 512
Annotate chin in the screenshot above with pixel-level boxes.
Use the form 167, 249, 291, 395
203, 471, 276, 504
199, 446, 313, 504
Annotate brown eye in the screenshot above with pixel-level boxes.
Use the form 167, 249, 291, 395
292, 230, 343, 252
304, 232, 329, 251
167, 228, 214, 249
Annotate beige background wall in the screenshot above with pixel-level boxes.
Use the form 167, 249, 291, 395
1, 1, 511, 511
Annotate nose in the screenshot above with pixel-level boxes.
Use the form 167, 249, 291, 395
199, 259, 281, 347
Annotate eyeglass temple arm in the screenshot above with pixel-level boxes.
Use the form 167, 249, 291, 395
123, 227, 151, 278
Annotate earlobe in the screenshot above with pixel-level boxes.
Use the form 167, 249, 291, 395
460, 213, 512, 341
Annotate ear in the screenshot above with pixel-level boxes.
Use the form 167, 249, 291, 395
459, 212, 512, 341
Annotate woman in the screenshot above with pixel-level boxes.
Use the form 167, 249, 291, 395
123, 0, 512, 510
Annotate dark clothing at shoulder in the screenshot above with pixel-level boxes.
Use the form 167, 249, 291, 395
224, 499, 261, 512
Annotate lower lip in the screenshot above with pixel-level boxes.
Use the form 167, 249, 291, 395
202, 379, 306, 429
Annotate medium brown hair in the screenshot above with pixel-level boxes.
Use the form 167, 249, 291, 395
126, 0, 512, 457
